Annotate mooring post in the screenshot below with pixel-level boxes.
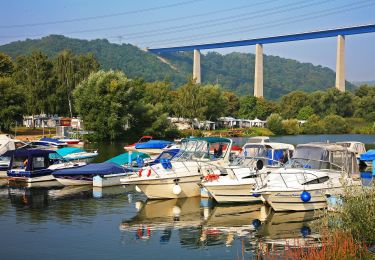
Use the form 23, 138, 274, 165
193, 49, 201, 84
335, 35, 345, 91
254, 44, 264, 98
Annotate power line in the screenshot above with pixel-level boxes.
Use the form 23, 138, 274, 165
140, 0, 375, 47
0, 0, 279, 39
107, 0, 333, 40
0, 0, 207, 29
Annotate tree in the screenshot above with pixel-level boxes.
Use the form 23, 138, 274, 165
282, 119, 300, 135
301, 114, 324, 134
0, 52, 14, 77
223, 91, 240, 117
0, 77, 25, 132
13, 51, 55, 118
238, 95, 257, 119
322, 115, 348, 134
174, 79, 206, 120
54, 50, 99, 116
297, 106, 314, 120
200, 84, 227, 121
73, 70, 144, 140
280, 91, 310, 119
267, 113, 284, 135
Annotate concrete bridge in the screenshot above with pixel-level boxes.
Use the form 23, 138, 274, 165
148, 24, 375, 98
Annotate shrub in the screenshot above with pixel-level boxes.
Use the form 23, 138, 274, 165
322, 115, 349, 134
282, 119, 301, 135
301, 114, 324, 134
266, 113, 284, 135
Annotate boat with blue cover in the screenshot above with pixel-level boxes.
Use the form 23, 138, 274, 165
129, 140, 173, 154
54, 147, 98, 162
7, 149, 85, 183
53, 152, 151, 187
31, 137, 67, 148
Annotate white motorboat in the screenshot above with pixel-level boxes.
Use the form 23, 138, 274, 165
202, 142, 295, 203
254, 143, 360, 212
120, 137, 233, 199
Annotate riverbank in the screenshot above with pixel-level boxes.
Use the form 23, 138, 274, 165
5, 126, 56, 141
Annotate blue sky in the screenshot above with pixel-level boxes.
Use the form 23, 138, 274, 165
1, 0, 375, 81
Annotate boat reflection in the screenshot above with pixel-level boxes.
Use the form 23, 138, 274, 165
120, 197, 323, 251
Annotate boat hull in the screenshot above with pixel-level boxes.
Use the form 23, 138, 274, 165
7, 174, 55, 183
262, 188, 333, 212
93, 173, 132, 187
55, 177, 92, 186
124, 174, 202, 199
204, 182, 261, 203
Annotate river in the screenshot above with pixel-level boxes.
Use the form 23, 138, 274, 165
0, 134, 374, 259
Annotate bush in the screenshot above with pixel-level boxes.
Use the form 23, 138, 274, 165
282, 119, 301, 135
322, 115, 349, 134
297, 106, 314, 120
301, 114, 324, 134
266, 113, 284, 135
327, 186, 375, 245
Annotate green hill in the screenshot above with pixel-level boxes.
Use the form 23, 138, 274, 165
0, 35, 355, 99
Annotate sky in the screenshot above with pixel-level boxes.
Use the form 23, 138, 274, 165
1, 0, 375, 81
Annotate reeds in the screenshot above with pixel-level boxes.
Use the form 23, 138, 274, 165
256, 230, 372, 260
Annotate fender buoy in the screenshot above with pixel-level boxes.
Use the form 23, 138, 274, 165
147, 169, 152, 177
301, 191, 311, 202
138, 169, 143, 177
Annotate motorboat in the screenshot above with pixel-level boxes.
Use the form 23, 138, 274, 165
7, 149, 84, 183
54, 147, 98, 163
132, 140, 173, 155
120, 137, 233, 199
0, 134, 29, 155
55, 137, 81, 145
202, 142, 295, 203
336, 141, 366, 159
53, 151, 151, 187
31, 137, 67, 149
124, 136, 153, 151
253, 143, 360, 212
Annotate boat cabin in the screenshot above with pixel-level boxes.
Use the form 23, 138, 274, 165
239, 142, 294, 168
288, 143, 358, 175
174, 137, 232, 162
336, 141, 366, 158
7, 149, 57, 179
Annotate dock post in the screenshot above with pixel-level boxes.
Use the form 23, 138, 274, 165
193, 49, 201, 84
254, 44, 264, 98
335, 35, 345, 91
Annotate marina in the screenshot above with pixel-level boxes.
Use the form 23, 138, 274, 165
0, 134, 374, 259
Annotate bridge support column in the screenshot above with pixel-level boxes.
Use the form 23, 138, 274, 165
335, 35, 345, 91
193, 49, 201, 84
254, 44, 263, 98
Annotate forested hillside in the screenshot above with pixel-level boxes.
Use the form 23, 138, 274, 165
0, 35, 355, 99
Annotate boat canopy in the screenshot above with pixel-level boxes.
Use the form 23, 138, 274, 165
56, 147, 84, 157
291, 143, 358, 174
151, 149, 180, 165
186, 137, 231, 143
135, 140, 172, 149
360, 150, 375, 161
53, 162, 127, 176
106, 152, 150, 166
10, 149, 57, 171
40, 137, 66, 144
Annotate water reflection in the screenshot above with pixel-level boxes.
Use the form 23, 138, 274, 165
120, 197, 322, 251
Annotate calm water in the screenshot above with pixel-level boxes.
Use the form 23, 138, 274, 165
0, 134, 374, 259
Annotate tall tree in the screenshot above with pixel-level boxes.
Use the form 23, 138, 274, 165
73, 70, 144, 140
54, 50, 99, 117
13, 51, 55, 118
0, 52, 14, 77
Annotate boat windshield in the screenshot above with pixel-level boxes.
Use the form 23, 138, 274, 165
285, 146, 357, 173
233, 144, 290, 167
173, 139, 230, 161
